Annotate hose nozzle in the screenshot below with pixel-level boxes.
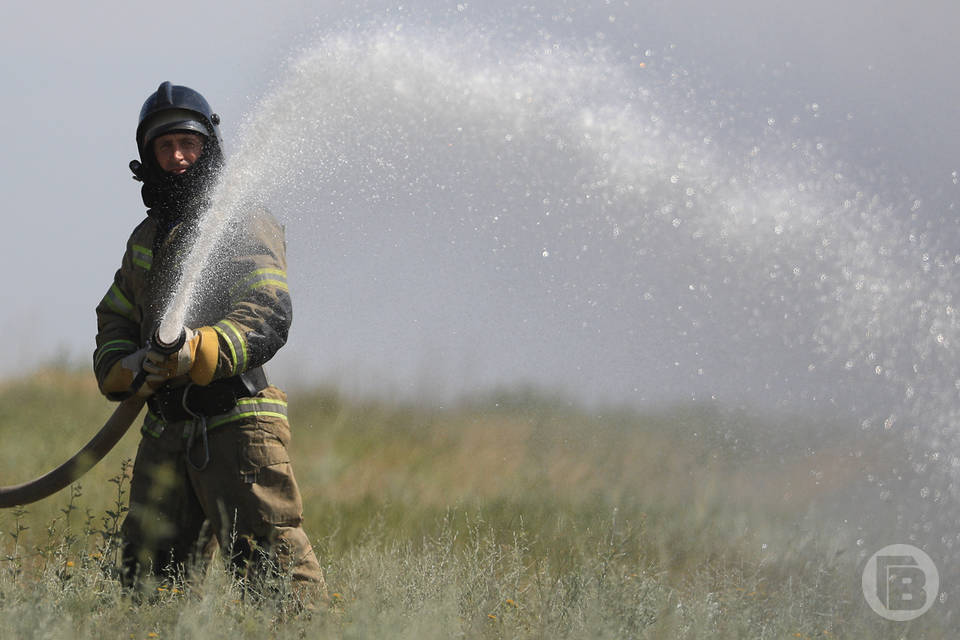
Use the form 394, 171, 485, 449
151, 327, 186, 356
129, 327, 186, 396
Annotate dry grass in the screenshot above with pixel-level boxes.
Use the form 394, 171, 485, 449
0, 369, 953, 638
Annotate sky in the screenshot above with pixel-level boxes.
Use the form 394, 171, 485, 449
1, 0, 958, 417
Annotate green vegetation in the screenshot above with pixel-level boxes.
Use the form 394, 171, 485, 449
0, 369, 951, 638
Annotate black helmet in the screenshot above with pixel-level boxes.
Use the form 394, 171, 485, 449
133, 82, 222, 176
131, 82, 224, 215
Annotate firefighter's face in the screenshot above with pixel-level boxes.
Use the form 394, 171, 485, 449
153, 132, 205, 174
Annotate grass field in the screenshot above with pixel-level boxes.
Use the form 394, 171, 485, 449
0, 368, 952, 638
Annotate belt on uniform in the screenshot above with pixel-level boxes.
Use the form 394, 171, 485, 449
148, 366, 268, 424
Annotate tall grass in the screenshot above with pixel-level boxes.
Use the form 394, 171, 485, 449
0, 369, 952, 638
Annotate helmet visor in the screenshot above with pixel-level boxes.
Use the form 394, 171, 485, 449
139, 109, 210, 151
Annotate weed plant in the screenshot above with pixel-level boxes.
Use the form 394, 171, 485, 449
0, 369, 953, 638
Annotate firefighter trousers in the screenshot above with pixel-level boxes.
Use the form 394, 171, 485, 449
119, 410, 326, 603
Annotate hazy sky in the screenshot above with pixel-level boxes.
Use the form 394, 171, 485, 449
2, 0, 958, 412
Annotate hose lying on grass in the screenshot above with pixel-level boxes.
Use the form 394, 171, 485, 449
0, 396, 145, 507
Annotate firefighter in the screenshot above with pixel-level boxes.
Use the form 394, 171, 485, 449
93, 81, 326, 605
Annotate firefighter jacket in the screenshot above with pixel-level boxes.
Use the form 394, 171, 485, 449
93, 207, 292, 435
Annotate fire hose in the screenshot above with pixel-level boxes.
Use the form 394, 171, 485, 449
0, 396, 146, 507
0, 328, 185, 508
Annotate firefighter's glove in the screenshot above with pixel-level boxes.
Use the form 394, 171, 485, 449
102, 347, 150, 396
143, 326, 219, 387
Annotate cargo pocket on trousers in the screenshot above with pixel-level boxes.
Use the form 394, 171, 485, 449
238, 435, 304, 527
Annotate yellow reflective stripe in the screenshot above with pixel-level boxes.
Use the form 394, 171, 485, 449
132, 244, 153, 270
103, 284, 135, 318
109, 284, 133, 310
212, 325, 238, 375
224, 320, 248, 372
251, 279, 289, 291
206, 398, 289, 430
143, 398, 288, 434
94, 339, 137, 368
230, 268, 288, 301
208, 411, 287, 430
141, 410, 165, 438
235, 397, 287, 409
214, 319, 247, 375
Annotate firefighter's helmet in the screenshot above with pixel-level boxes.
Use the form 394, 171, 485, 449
134, 81, 222, 174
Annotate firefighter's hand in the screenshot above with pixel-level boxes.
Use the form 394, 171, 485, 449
102, 347, 149, 395
143, 327, 197, 384
143, 326, 219, 386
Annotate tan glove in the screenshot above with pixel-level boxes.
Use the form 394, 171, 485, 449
143, 326, 219, 387
102, 347, 157, 398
